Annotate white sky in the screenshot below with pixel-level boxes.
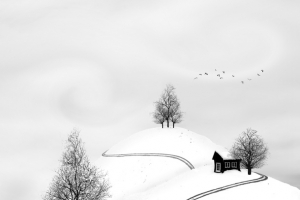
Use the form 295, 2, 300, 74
0, 1, 300, 200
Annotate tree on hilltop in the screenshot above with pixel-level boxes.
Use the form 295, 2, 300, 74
44, 129, 111, 200
169, 101, 183, 128
153, 102, 166, 128
153, 84, 183, 128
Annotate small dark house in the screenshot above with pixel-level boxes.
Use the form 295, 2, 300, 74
212, 151, 241, 173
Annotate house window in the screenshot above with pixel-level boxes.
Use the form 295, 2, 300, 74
225, 162, 230, 168
232, 162, 237, 168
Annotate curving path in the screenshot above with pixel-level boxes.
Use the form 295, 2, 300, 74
102, 150, 267, 199
187, 172, 268, 200
102, 150, 195, 170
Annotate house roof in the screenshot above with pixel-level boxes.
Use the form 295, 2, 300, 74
215, 151, 234, 160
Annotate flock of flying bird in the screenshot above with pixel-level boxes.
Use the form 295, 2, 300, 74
194, 69, 264, 84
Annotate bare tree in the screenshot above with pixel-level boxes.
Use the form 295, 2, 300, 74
169, 101, 183, 128
230, 128, 269, 175
44, 129, 111, 200
153, 102, 166, 128
153, 84, 183, 128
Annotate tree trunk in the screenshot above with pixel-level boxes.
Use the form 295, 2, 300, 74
167, 119, 169, 128
248, 168, 251, 175
173, 123, 175, 128
161, 123, 163, 128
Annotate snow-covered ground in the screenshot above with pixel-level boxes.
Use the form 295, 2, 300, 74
95, 127, 300, 200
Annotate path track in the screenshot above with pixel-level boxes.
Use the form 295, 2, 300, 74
102, 150, 195, 170
187, 172, 268, 199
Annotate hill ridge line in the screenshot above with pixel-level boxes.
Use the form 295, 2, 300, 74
102, 150, 195, 170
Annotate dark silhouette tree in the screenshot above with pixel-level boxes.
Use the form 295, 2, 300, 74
44, 129, 111, 200
153, 102, 166, 128
230, 128, 269, 175
153, 84, 183, 128
169, 101, 183, 128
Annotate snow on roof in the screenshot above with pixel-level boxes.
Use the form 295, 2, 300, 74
216, 151, 234, 160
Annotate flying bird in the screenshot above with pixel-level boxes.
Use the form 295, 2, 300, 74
248, 78, 252, 81
261, 70, 264, 72
215, 69, 217, 71
223, 71, 225, 73
199, 74, 202, 75
220, 77, 223, 79
241, 81, 244, 84
194, 77, 198, 79
217, 74, 220, 77
257, 74, 260, 76
205, 73, 208, 75
232, 75, 235, 77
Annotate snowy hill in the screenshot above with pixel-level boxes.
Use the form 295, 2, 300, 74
95, 127, 300, 200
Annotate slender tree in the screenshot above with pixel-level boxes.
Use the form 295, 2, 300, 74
153, 84, 182, 128
230, 128, 269, 175
169, 101, 183, 128
44, 129, 111, 200
153, 102, 166, 128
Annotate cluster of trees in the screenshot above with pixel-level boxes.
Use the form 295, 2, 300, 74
230, 128, 269, 175
152, 84, 183, 128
